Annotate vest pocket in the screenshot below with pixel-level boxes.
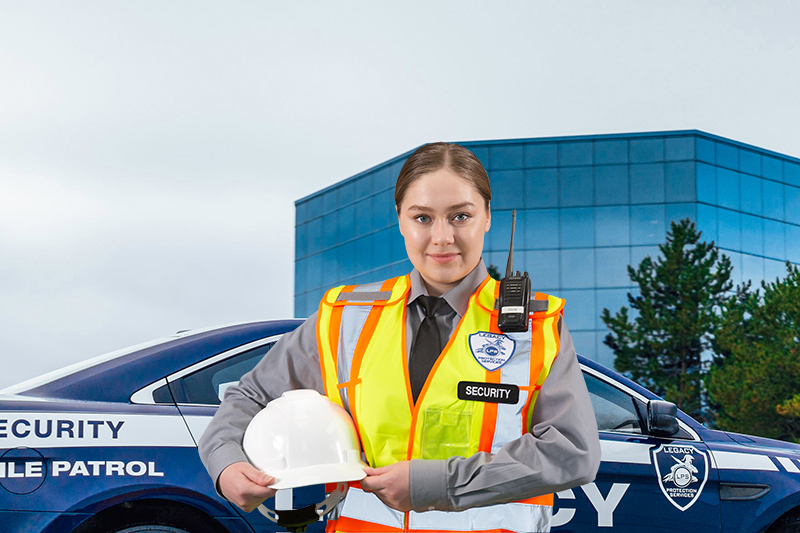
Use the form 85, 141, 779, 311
420, 407, 472, 460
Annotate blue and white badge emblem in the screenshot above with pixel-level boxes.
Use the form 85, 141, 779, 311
468, 332, 516, 372
652, 444, 709, 511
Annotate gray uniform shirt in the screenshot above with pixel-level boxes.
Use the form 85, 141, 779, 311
199, 260, 601, 512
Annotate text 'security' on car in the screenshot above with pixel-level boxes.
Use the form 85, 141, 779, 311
1, 320, 800, 532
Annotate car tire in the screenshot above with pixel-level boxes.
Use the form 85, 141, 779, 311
768, 514, 800, 533
114, 527, 190, 533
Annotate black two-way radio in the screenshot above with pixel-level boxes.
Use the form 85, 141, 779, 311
497, 210, 531, 333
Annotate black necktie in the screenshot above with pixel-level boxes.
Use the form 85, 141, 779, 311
409, 295, 448, 404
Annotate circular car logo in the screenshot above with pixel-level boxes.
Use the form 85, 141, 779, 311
672, 466, 692, 488
484, 346, 499, 356
0, 447, 47, 495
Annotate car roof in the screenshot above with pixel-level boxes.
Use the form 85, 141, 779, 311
3, 320, 303, 403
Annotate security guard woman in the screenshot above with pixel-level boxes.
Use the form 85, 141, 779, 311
199, 142, 601, 532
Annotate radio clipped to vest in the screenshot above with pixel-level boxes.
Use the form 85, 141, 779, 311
497, 210, 531, 333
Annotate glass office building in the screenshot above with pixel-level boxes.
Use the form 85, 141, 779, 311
294, 131, 800, 366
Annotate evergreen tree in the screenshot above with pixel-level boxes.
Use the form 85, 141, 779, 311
708, 263, 800, 441
487, 264, 501, 281
601, 219, 732, 423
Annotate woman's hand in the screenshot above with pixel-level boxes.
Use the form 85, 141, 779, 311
218, 461, 277, 512
360, 461, 413, 512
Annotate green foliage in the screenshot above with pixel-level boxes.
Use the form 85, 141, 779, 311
707, 263, 800, 441
487, 264, 501, 281
601, 219, 733, 424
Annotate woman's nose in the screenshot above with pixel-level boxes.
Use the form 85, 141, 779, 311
432, 219, 455, 245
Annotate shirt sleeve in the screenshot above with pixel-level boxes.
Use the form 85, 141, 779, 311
198, 313, 323, 491
409, 321, 601, 512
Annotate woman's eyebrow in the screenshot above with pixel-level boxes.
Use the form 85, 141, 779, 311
406, 202, 476, 212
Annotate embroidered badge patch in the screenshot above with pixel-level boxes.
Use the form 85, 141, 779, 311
652, 444, 709, 511
468, 332, 516, 371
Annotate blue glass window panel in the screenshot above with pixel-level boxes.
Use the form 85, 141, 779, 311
354, 236, 373, 273
631, 204, 666, 245
487, 209, 512, 252
594, 333, 616, 368
763, 179, 784, 221
490, 144, 524, 170
523, 249, 560, 289
570, 331, 595, 357
306, 254, 323, 290
389, 225, 406, 264
739, 174, 763, 216
523, 209, 559, 250
630, 246, 660, 272
296, 201, 308, 225
340, 180, 357, 205
483, 251, 504, 276
338, 204, 355, 242
667, 203, 697, 228
630, 164, 665, 204
354, 197, 373, 238
525, 143, 558, 168
665, 136, 695, 161
665, 162, 696, 202
785, 161, 800, 187
741, 214, 764, 255
372, 189, 396, 230
596, 288, 632, 329
765, 259, 786, 284
595, 165, 629, 205
786, 185, 800, 225
307, 216, 323, 252
560, 167, 593, 206
295, 259, 307, 290
787, 224, 800, 263
560, 208, 594, 248
559, 142, 593, 166
697, 163, 716, 204
296, 224, 308, 259
630, 138, 664, 163
306, 194, 324, 220
717, 209, 742, 251
372, 228, 391, 269
467, 146, 490, 171
373, 167, 396, 193
595, 206, 630, 247
559, 289, 595, 329
294, 292, 307, 319
321, 247, 339, 287
696, 204, 718, 244
336, 240, 357, 280
726, 251, 743, 287
741, 254, 765, 288
595, 247, 632, 288
696, 137, 715, 164
491, 170, 524, 209
355, 175, 372, 200
716, 143, 739, 170
717, 168, 740, 210
322, 188, 339, 214
594, 140, 628, 164
322, 212, 338, 247
764, 219, 785, 260
525, 168, 558, 208
740, 150, 761, 176
762, 156, 783, 182
561, 249, 595, 289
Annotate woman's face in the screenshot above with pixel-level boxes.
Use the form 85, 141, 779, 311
397, 168, 491, 296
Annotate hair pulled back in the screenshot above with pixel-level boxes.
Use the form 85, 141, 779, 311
395, 142, 491, 212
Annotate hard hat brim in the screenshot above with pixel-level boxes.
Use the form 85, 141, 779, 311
269, 460, 367, 489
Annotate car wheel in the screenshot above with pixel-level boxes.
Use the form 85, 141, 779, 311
768, 514, 800, 533
114, 527, 190, 533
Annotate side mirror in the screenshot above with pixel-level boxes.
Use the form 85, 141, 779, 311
647, 400, 679, 436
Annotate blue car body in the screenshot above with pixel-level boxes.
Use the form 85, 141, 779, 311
1, 321, 798, 532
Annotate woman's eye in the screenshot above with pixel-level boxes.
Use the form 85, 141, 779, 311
414, 215, 431, 224
453, 213, 470, 222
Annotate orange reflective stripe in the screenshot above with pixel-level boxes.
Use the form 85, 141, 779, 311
521, 293, 549, 434
332, 516, 403, 532
516, 493, 554, 506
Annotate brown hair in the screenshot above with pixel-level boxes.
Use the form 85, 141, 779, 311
395, 142, 491, 212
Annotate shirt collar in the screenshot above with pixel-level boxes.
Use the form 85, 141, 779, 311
408, 259, 490, 318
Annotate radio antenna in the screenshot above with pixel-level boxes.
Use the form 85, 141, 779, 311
505, 210, 517, 278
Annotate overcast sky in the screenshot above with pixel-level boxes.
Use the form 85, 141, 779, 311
1, 1, 799, 389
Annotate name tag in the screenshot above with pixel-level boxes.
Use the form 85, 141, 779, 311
457, 381, 520, 404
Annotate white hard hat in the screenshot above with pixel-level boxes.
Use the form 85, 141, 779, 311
243, 389, 367, 489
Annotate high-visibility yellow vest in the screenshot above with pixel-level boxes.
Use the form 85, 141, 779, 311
317, 275, 565, 533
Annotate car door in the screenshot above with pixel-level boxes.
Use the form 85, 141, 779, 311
159, 336, 327, 532
552, 366, 720, 532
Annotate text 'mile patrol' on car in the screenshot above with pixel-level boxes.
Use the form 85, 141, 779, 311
1, 320, 800, 532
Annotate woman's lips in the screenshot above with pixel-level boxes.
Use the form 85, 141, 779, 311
428, 253, 459, 264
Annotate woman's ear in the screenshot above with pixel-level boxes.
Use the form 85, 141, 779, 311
484, 203, 491, 232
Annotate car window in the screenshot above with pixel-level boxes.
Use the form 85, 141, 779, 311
583, 371, 644, 434
168, 342, 275, 405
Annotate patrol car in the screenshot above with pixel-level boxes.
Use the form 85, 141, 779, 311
1, 320, 799, 533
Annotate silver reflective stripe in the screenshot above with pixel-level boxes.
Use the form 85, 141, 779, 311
409, 502, 551, 532
337, 291, 392, 302
339, 488, 405, 529
491, 330, 532, 453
